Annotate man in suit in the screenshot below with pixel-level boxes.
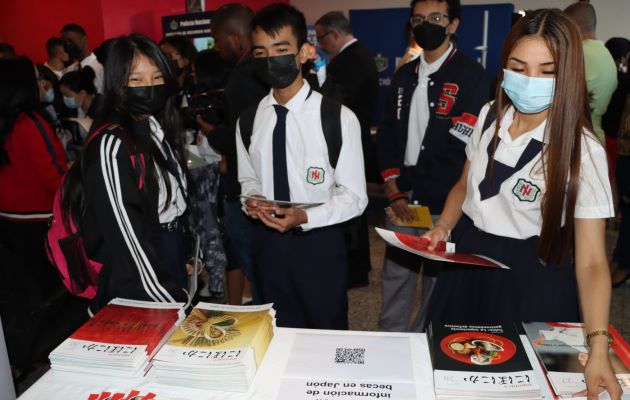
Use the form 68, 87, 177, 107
315, 11, 378, 288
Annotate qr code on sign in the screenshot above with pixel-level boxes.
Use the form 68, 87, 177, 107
334, 347, 365, 364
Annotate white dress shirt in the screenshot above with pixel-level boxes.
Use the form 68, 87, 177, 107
43, 61, 64, 79
236, 80, 368, 231
338, 38, 358, 54
149, 117, 188, 223
462, 103, 614, 239
80, 52, 104, 94
405, 44, 453, 167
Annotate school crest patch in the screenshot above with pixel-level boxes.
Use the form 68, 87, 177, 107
512, 179, 540, 202
374, 53, 388, 73
306, 167, 325, 185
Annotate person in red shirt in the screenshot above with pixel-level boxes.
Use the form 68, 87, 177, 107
0, 56, 68, 374
0, 56, 67, 265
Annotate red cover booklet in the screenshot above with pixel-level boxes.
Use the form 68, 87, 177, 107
375, 227, 509, 269
70, 301, 182, 356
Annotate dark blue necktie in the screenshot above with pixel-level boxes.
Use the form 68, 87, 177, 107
478, 138, 542, 201
272, 105, 290, 201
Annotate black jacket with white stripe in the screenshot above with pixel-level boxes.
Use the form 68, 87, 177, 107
81, 127, 187, 312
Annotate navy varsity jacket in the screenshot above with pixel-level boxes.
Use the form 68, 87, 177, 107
376, 48, 490, 214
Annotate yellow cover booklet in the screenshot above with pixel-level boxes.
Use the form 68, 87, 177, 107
155, 302, 274, 367
386, 205, 433, 228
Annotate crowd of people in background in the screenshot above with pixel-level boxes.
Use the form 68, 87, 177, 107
0, 0, 629, 397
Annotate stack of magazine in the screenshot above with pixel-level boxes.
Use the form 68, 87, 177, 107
49, 298, 185, 378
152, 303, 275, 392
428, 322, 541, 399
523, 322, 630, 398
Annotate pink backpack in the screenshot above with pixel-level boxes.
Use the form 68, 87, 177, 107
45, 124, 145, 299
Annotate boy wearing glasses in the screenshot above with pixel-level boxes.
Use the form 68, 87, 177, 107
376, 0, 489, 332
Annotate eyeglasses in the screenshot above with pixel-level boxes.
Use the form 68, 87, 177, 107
316, 31, 333, 43
410, 12, 450, 27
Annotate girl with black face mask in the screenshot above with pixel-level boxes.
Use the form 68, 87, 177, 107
61, 34, 190, 313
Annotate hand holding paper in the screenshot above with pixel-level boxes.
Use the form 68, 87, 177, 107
386, 204, 433, 228
375, 227, 509, 269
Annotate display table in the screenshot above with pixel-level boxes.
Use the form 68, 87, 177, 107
18, 328, 555, 400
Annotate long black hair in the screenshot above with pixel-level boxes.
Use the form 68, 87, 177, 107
62, 34, 186, 225
59, 66, 97, 96
0, 57, 42, 166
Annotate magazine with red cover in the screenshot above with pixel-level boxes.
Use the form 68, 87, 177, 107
49, 299, 185, 378
375, 227, 509, 269
70, 300, 182, 356
523, 322, 630, 398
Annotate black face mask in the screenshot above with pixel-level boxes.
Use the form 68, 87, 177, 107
253, 54, 299, 89
124, 84, 169, 116
168, 60, 182, 78
413, 22, 448, 51
65, 40, 81, 61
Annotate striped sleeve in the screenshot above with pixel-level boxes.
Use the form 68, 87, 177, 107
94, 133, 176, 303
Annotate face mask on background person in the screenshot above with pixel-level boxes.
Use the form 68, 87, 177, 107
64, 41, 81, 62
168, 60, 182, 78
124, 84, 169, 116
413, 22, 448, 51
253, 54, 300, 89
43, 88, 55, 104
63, 96, 81, 109
502, 69, 556, 114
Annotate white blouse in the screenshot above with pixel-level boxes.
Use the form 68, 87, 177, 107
462, 104, 614, 239
149, 117, 188, 223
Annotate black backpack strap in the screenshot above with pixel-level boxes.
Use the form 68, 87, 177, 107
482, 103, 497, 133
26, 112, 66, 176
238, 105, 258, 152
320, 96, 343, 169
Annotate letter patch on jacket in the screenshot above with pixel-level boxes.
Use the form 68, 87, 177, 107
449, 112, 478, 144
396, 87, 404, 120
436, 83, 459, 116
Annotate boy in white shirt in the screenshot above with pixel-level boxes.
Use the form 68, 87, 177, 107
236, 4, 367, 329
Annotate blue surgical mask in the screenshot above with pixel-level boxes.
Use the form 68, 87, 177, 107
63, 96, 80, 109
43, 88, 55, 104
501, 69, 555, 114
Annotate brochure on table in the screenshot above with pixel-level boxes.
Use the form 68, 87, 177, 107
19, 329, 556, 400
278, 332, 417, 400
523, 322, 630, 399
429, 323, 541, 399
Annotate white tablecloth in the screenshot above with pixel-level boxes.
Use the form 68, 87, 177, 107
17, 328, 554, 400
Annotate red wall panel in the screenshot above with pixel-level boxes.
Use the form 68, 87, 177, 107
204, 0, 290, 12
0, 0, 105, 63
0, 0, 290, 63
100, 0, 186, 43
